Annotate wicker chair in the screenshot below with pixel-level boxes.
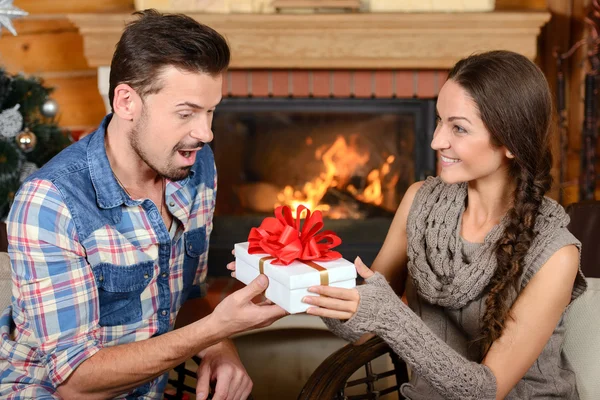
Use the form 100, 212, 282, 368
298, 200, 600, 400
298, 336, 408, 400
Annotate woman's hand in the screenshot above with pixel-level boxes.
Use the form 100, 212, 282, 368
303, 257, 374, 320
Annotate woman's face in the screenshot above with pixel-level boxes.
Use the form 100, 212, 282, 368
431, 79, 513, 185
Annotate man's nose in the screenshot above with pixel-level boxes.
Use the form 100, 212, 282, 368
190, 118, 213, 143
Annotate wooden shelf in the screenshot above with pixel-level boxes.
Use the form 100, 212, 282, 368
69, 11, 550, 69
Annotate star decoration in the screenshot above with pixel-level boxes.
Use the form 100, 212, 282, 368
0, 0, 28, 37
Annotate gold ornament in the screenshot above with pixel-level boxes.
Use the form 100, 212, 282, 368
15, 128, 37, 152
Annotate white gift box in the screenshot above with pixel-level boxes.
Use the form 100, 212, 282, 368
234, 242, 357, 314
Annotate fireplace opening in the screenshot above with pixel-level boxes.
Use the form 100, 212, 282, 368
207, 98, 436, 275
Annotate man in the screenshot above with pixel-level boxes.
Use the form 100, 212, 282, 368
0, 10, 286, 400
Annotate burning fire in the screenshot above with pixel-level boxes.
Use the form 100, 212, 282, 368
276, 135, 398, 218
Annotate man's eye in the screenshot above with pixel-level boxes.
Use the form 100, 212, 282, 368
178, 113, 193, 119
435, 116, 442, 124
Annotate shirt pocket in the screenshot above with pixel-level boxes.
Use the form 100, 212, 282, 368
182, 227, 207, 294
92, 261, 154, 327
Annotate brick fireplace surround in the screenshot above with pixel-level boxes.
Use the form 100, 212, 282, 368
221, 69, 447, 98
67, 11, 550, 313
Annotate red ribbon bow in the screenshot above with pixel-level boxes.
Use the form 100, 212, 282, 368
247, 205, 342, 265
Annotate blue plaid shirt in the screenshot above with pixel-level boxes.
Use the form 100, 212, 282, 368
0, 115, 216, 399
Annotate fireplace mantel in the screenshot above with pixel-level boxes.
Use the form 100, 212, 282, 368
70, 11, 550, 70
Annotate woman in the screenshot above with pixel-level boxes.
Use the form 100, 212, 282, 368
301, 51, 587, 399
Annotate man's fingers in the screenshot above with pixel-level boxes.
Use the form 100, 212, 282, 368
239, 378, 253, 400
226, 261, 236, 271
228, 370, 247, 400
212, 367, 234, 400
196, 362, 212, 400
236, 274, 269, 302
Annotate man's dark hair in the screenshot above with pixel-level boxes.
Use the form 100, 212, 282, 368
108, 9, 230, 111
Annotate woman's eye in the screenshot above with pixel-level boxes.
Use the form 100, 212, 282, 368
453, 125, 467, 134
435, 115, 442, 124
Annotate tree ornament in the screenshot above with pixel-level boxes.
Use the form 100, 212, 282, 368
19, 161, 38, 183
15, 128, 37, 152
0, 104, 23, 138
41, 98, 59, 118
0, 0, 28, 37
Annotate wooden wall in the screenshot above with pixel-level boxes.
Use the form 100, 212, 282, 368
0, 0, 546, 132
0, 0, 134, 133
1, 0, 595, 204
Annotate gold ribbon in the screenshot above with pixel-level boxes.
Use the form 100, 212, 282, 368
259, 256, 275, 274
258, 256, 330, 286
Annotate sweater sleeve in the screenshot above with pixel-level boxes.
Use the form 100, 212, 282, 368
334, 273, 497, 400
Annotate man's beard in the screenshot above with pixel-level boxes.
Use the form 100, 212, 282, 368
129, 112, 194, 181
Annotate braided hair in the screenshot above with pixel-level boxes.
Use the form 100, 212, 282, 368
447, 51, 553, 354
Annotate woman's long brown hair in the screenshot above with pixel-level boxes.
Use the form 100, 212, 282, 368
447, 51, 553, 354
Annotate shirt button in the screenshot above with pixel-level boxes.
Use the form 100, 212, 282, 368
144, 273, 149, 279
188, 244, 193, 250
161, 310, 167, 316
169, 201, 175, 207
98, 275, 104, 282
161, 272, 168, 278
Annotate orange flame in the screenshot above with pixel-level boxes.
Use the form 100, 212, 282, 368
276, 136, 397, 218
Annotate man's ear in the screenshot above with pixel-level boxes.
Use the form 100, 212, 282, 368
112, 84, 139, 121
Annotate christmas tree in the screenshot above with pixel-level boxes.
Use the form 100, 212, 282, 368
0, 69, 71, 218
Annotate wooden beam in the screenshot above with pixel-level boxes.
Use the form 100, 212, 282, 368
69, 12, 551, 69
14, 0, 134, 14
565, 0, 591, 205
0, 29, 90, 73
541, 0, 573, 202
496, 0, 547, 9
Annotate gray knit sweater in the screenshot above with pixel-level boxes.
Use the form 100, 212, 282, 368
323, 177, 587, 400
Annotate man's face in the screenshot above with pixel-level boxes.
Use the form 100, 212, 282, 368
130, 66, 222, 181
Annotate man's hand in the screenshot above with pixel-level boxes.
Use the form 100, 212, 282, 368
196, 339, 251, 400
210, 274, 288, 338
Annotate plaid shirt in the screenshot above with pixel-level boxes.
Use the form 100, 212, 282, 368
0, 115, 216, 399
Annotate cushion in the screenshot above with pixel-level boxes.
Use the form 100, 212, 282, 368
563, 278, 600, 400
0, 252, 11, 310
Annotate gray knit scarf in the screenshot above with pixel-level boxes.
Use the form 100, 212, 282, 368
406, 176, 571, 309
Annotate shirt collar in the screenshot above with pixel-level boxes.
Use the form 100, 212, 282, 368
88, 114, 130, 209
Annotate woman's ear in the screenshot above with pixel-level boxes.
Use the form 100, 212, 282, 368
505, 149, 515, 159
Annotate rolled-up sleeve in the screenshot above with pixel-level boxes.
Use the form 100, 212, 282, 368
7, 179, 103, 388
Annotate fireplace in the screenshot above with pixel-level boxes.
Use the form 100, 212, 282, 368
68, 11, 550, 277
207, 97, 436, 275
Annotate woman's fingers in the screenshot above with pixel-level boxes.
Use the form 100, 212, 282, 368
355, 256, 374, 279
305, 306, 353, 320
307, 286, 359, 301
302, 294, 357, 313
